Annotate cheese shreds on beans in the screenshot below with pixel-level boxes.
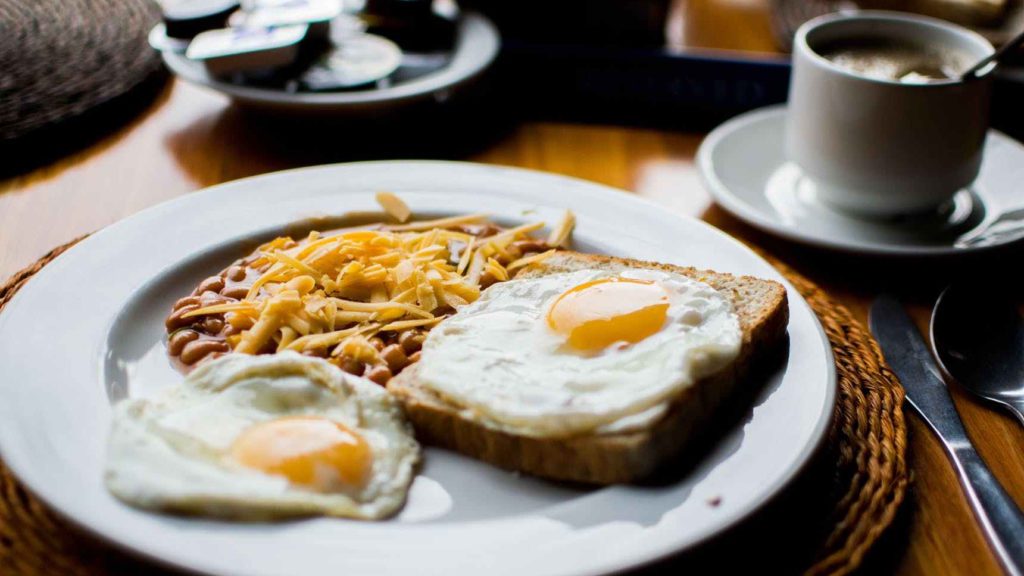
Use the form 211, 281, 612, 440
172, 213, 573, 376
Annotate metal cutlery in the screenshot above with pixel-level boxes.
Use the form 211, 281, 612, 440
870, 296, 1024, 576
931, 284, 1024, 427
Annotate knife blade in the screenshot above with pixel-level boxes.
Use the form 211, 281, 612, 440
869, 295, 969, 444
870, 295, 1024, 576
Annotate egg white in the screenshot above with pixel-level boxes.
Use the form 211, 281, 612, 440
105, 352, 420, 520
417, 268, 742, 438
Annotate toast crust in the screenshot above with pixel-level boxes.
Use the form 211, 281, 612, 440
388, 252, 789, 484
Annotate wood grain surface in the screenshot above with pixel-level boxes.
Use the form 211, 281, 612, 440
2, 1, 1023, 574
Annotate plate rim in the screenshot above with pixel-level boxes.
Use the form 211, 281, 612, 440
0, 160, 837, 576
161, 12, 499, 109
697, 104, 1024, 257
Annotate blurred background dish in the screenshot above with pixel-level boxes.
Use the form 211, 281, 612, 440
157, 2, 499, 114
455, 0, 1024, 135
770, 0, 1024, 49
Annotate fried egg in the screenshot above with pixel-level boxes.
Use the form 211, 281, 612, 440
105, 352, 419, 520
417, 268, 742, 437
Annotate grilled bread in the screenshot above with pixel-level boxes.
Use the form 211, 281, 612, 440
388, 252, 789, 484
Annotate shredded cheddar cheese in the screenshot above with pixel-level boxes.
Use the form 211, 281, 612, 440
547, 210, 575, 248
182, 207, 575, 364
376, 192, 412, 223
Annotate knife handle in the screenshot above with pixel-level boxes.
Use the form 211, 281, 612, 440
951, 445, 1024, 576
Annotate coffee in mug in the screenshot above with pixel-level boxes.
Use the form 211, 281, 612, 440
815, 38, 971, 84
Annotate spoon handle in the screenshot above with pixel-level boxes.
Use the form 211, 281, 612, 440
962, 26, 1024, 79
950, 444, 1024, 576
1006, 400, 1024, 428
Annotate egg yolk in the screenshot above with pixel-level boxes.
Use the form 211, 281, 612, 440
546, 277, 670, 352
230, 416, 371, 493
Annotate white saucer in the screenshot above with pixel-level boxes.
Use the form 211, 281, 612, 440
697, 105, 1024, 256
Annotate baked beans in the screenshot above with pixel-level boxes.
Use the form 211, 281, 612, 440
180, 339, 230, 365
167, 259, 440, 375
165, 256, 259, 368
195, 276, 225, 295
510, 239, 550, 256
380, 344, 409, 373
398, 330, 424, 354
167, 329, 199, 356
220, 285, 250, 300
164, 217, 552, 378
363, 364, 393, 386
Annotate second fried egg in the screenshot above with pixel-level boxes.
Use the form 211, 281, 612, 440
416, 268, 742, 438
105, 353, 419, 520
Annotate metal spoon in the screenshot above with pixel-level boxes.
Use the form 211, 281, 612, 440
962, 27, 1024, 80
931, 284, 1024, 426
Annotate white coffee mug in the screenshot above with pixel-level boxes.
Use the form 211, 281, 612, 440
786, 11, 994, 217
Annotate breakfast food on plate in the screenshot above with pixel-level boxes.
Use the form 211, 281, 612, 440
148, 194, 785, 493
165, 206, 574, 383
105, 353, 420, 520
388, 251, 788, 484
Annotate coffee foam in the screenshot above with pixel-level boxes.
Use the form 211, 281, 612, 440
814, 38, 971, 83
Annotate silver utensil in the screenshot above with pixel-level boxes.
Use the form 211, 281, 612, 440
870, 296, 1024, 576
932, 285, 1024, 426
954, 207, 1024, 249
962, 27, 1024, 80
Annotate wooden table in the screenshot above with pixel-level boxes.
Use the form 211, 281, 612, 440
2, 2, 1023, 574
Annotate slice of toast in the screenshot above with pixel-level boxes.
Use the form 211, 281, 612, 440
388, 252, 789, 484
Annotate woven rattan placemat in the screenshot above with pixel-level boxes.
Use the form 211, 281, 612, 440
0, 237, 908, 576
0, 0, 163, 142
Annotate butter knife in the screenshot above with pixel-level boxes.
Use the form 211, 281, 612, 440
870, 296, 1024, 576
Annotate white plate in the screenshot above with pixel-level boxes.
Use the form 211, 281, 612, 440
698, 105, 1024, 256
162, 13, 499, 113
0, 161, 835, 576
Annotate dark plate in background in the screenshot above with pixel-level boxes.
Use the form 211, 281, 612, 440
467, 0, 1024, 136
